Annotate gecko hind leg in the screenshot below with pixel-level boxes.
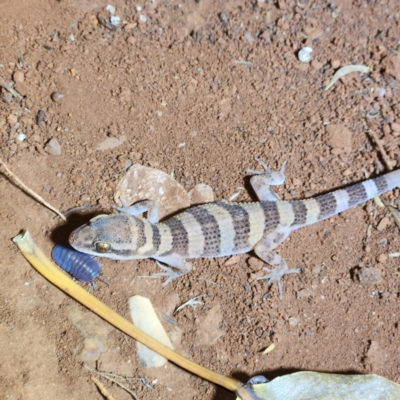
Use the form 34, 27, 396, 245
248, 158, 287, 202
254, 227, 300, 298
152, 256, 192, 285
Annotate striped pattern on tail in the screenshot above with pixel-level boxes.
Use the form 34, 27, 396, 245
291, 169, 400, 228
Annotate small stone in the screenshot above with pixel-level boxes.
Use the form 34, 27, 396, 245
277, 0, 286, 9
51, 92, 65, 103
96, 135, 126, 151
342, 168, 352, 176
358, 266, 382, 285
225, 255, 242, 266
303, 24, 316, 36
13, 70, 24, 83
219, 12, 230, 25
381, 54, 400, 81
126, 36, 135, 45
188, 184, 214, 205
308, 28, 323, 41
44, 138, 62, 156
376, 254, 387, 263
106, 4, 115, 14
124, 23, 136, 31
391, 122, 400, 133
365, 341, 387, 372
376, 217, 390, 231
114, 164, 190, 220
7, 113, 18, 124
248, 257, 264, 271
311, 60, 323, 70
331, 59, 341, 69
288, 316, 300, 327
130, 151, 142, 160
14, 82, 29, 97
110, 16, 120, 26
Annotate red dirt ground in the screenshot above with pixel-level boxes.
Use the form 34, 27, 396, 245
1, 0, 400, 399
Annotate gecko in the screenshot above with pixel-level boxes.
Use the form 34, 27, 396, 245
69, 159, 400, 297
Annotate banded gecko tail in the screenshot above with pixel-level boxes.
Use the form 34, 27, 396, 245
292, 169, 400, 230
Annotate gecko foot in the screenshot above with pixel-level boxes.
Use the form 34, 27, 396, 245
152, 261, 183, 286
257, 267, 300, 298
247, 158, 287, 178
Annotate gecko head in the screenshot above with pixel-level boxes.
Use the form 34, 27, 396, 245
69, 213, 151, 260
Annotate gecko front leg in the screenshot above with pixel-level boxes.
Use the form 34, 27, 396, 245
114, 198, 160, 224
153, 256, 192, 285
254, 226, 300, 298
248, 158, 287, 202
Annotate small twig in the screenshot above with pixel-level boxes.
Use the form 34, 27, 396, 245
367, 130, 394, 171
91, 376, 117, 400
63, 204, 101, 216
0, 79, 23, 100
84, 364, 139, 400
0, 157, 66, 220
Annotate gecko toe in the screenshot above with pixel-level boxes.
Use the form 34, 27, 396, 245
153, 261, 182, 285
257, 267, 301, 298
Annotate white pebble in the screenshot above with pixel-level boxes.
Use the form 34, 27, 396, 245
244, 32, 254, 43
110, 16, 121, 26
298, 47, 313, 63
377, 87, 386, 98
17, 133, 26, 142
69, 34, 75, 41
106, 5, 116, 15
139, 14, 147, 22
136, 5, 142, 11
24, 281, 30, 286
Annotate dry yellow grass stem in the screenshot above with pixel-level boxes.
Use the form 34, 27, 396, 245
12, 231, 244, 395
0, 157, 66, 220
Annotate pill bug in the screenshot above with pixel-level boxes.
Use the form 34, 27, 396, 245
52, 244, 100, 283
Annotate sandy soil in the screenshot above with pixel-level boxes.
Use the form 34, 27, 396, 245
1, 0, 400, 399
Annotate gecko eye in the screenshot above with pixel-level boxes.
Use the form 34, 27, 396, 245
94, 241, 111, 253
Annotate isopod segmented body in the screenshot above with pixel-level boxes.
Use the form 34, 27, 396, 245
52, 244, 100, 283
